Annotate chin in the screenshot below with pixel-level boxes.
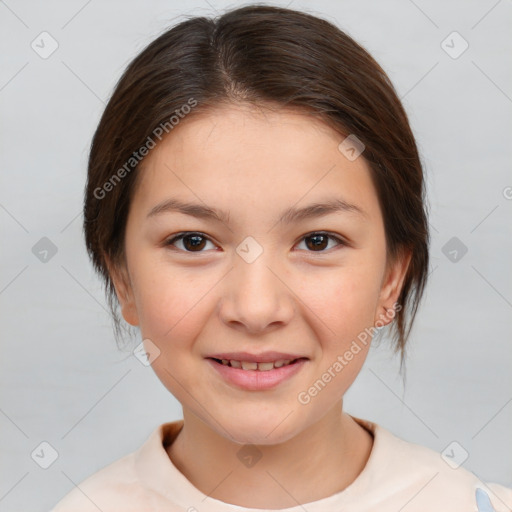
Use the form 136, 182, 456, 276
214, 409, 305, 446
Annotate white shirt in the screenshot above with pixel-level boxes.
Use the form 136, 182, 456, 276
50, 415, 512, 511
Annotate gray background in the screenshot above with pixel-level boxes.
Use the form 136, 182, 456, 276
1, 0, 511, 510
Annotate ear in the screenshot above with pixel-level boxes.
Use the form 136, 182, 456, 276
374, 248, 412, 327
104, 255, 139, 327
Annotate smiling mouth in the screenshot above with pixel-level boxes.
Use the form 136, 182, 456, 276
209, 357, 306, 371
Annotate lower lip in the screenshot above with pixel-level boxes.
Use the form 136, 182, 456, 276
206, 358, 308, 391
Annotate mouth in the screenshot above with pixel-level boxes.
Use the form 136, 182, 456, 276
208, 357, 306, 371
205, 356, 309, 391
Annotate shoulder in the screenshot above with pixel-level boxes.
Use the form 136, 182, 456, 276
394, 434, 512, 512
48, 421, 184, 512
49, 452, 148, 512
357, 417, 512, 512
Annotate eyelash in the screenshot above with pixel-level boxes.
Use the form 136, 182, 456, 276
164, 231, 347, 254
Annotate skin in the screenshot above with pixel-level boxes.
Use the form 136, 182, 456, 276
107, 103, 411, 508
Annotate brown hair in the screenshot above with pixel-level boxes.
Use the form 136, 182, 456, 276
83, 4, 429, 369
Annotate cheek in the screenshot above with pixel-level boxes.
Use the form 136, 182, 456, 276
133, 266, 213, 398
132, 259, 216, 345
299, 262, 383, 340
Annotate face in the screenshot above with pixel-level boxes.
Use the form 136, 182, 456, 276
109, 103, 410, 445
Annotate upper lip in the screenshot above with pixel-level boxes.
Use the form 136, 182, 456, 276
205, 351, 308, 363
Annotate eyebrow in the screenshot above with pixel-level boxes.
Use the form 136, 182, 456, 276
146, 197, 368, 225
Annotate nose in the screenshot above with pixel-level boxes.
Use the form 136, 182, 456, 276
218, 251, 295, 335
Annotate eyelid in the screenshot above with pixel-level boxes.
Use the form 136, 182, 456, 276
294, 231, 348, 249
164, 231, 348, 253
164, 231, 217, 252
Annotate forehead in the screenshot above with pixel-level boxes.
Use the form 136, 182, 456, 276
144, 104, 344, 173
130, 103, 382, 226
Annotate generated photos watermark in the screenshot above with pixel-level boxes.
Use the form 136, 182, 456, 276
297, 302, 402, 405
94, 97, 198, 200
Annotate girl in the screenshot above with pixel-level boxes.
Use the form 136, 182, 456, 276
51, 5, 511, 511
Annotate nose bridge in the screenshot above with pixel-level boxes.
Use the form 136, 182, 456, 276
220, 241, 294, 332
237, 247, 278, 296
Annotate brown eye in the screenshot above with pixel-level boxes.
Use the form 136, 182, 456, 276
297, 232, 345, 252
305, 234, 329, 251
165, 231, 345, 254
166, 233, 214, 252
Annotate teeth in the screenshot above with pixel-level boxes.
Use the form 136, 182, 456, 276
257, 362, 275, 371
241, 361, 258, 370
217, 358, 297, 370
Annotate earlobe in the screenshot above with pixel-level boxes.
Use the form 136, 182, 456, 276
375, 249, 412, 327
104, 255, 140, 327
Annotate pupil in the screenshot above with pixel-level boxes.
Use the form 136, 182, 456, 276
185, 235, 205, 251
308, 234, 327, 251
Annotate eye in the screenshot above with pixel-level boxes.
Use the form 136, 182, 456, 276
296, 232, 346, 252
164, 231, 347, 254
165, 232, 216, 252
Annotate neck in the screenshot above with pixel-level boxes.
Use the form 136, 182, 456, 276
166, 402, 374, 508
